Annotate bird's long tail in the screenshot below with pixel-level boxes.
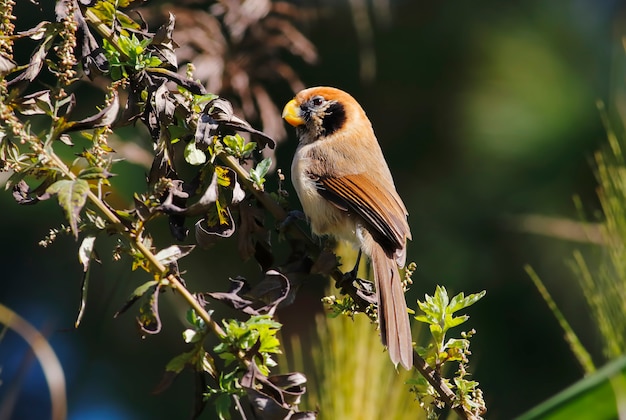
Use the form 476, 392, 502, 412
371, 243, 413, 370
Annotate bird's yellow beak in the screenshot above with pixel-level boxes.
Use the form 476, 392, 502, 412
282, 99, 305, 127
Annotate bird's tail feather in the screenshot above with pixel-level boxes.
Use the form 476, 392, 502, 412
371, 244, 413, 370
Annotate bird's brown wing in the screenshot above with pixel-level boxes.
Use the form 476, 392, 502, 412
316, 173, 408, 256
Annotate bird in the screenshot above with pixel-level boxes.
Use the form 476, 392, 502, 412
282, 86, 413, 369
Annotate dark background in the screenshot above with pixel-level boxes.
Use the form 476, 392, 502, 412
1, 0, 623, 418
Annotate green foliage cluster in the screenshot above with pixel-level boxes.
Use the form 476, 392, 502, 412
412, 286, 486, 418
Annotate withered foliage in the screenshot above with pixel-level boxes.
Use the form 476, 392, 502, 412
0, 1, 488, 419
141, 0, 318, 145
0, 0, 324, 418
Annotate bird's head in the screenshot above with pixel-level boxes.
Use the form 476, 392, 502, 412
282, 86, 369, 144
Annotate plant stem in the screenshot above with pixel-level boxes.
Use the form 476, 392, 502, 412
82, 7, 130, 62
46, 147, 227, 340
219, 151, 472, 418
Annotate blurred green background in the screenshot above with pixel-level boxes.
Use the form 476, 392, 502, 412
1, 0, 623, 418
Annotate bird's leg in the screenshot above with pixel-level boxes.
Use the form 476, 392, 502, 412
338, 249, 376, 305
339, 249, 362, 285
341, 249, 363, 284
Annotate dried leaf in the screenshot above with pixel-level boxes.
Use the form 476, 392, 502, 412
148, 142, 175, 185
193, 372, 209, 420
145, 68, 206, 95
237, 200, 268, 262
168, 214, 189, 241
154, 81, 176, 124
205, 98, 275, 149
291, 414, 317, 420
194, 111, 219, 149
7, 38, 51, 93
246, 388, 291, 420
240, 361, 315, 420
150, 12, 178, 68
205, 277, 255, 314
46, 179, 90, 239
59, 134, 74, 146
78, 235, 96, 271
152, 370, 179, 395
206, 270, 290, 316
14, 90, 52, 115
63, 91, 119, 132
246, 270, 290, 315
16, 21, 51, 40
137, 282, 162, 335
267, 372, 308, 406
194, 207, 236, 247
254, 240, 274, 272
143, 82, 167, 141
12, 180, 52, 205
133, 194, 153, 221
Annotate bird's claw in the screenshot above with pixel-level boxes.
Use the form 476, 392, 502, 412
338, 271, 377, 305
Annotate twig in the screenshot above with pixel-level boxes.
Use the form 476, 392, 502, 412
77, 8, 470, 411
219, 152, 472, 418
413, 351, 475, 419
46, 148, 227, 340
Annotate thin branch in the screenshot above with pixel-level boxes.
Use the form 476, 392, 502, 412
413, 351, 475, 419
219, 152, 471, 418
46, 147, 228, 341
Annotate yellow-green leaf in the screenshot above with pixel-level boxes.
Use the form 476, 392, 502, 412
46, 179, 90, 238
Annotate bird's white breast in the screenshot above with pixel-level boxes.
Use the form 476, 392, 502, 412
291, 143, 358, 243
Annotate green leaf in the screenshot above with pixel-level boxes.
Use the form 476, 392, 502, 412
184, 140, 207, 165
77, 167, 113, 180
215, 393, 232, 420
46, 179, 90, 238
154, 244, 196, 265
75, 235, 96, 328
78, 235, 96, 272
414, 314, 435, 325
183, 329, 200, 344
250, 157, 272, 188
165, 349, 195, 374
445, 314, 469, 330
449, 290, 487, 313
222, 134, 242, 153
186, 308, 206, 329
517, 355, 626, 420
242, 142, 257, 154
200, 352, 217, 377
114, 280, 159, 317
433, 285, 450, 311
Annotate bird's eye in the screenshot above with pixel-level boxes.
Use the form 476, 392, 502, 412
311, 96, 324, 107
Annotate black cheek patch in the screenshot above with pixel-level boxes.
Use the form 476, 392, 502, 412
321, 102, 346, 136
